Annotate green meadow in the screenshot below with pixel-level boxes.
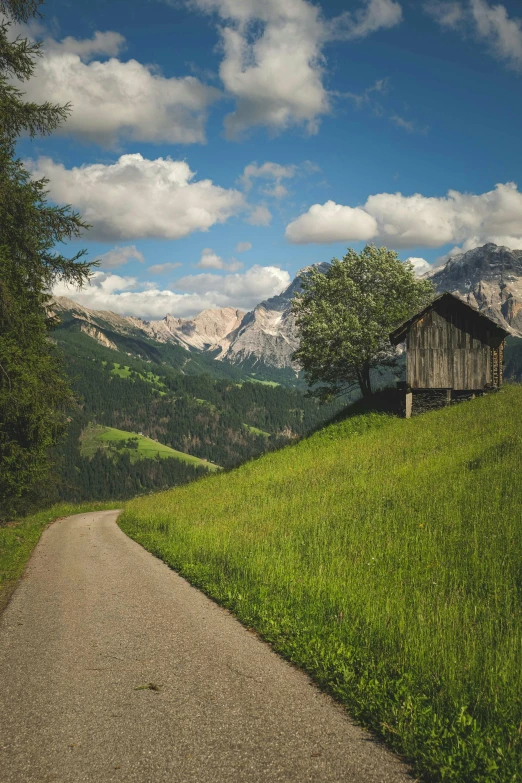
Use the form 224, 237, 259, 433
80, 424, 221, 470
119, 385, 522, 783
110, 362, 167, 395
243, 423, 270, 437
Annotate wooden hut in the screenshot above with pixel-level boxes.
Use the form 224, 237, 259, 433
389, 292, 509, 417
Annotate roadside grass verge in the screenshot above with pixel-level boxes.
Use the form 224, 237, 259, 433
0, 502, 121, 613
119, 386, 522, 783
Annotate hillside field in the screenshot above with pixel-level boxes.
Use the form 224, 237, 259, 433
80, 424, 220, 470
119, 384, 522, 783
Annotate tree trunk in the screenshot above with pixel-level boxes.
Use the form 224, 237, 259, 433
357, 363, 372, 399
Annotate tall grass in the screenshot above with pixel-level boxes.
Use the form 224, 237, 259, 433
119, 386, 522, 782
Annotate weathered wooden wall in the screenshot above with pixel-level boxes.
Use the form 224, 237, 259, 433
406, 299, 504, 390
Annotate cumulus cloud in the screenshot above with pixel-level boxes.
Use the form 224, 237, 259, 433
45, 30, 127, 59
26, 154, 245, 241
175, 264, 291, 310
92, 245, 144, 269
185, 0, 402, 137
9, 26, 220, 145
195, 247, 243, 271
405, 256, 431, 275
54, 271, 139, 299
240, 161, 297, 198
236, 241, 252, 252
53, 274, 216, 319
425, 0, 522, 71
53, 265, 290, 318
285, 200, 378, 244
285, 182, 522, 250
147, 262, 183, 275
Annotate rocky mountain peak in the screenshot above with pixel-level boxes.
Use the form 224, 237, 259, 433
217, 261, 331, 371
51, 245, 522, 376
428, 243, 522, 334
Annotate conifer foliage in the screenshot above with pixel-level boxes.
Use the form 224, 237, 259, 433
0, 0, 93, 519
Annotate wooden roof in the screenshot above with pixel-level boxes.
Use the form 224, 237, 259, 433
389, 291, 509, 346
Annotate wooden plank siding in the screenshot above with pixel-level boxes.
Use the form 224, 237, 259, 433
405, 298, 501, 390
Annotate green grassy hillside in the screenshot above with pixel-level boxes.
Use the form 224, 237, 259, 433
120, 385, 522, 783
80, 424, 220, 470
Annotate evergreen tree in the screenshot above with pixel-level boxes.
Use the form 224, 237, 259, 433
0, 0, 92, 519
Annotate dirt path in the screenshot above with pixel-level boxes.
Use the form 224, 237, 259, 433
0, 511, 413, 782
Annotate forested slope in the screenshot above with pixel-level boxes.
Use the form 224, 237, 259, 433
52, 324, 342, 501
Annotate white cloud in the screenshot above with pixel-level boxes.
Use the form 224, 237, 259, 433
247, 205, 272, 226
26, 154, 245, 241
175, 264, 291, 310
45, 30, 127, 60
424, 1, 464, 28
236, 241, 252, 252
191, 0, 328, 137
93, 245, 144, 269
285, 183, 522, 250
327, 0, 403, 40
186, 0, 402, 137
196, 248, 225, 269
9, 27, 220, 145
405, 256, 431, 275
147, 262, 183, 275
54, 264, 290, 317
54, 271, 140, 298
195, 247, 243, 271
425, 0, 522, 71
53, 274, 217, 319
285, 200, 378, 244
240, 161, 297, 193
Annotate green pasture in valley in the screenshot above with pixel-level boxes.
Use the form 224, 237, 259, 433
243, 424, 270, 437
247, 376, 280, 387
80, 424, 220, 470
119, 385, 522, 783
110, 362, 167, 394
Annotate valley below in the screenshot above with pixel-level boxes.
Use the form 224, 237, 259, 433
48, 242, 522, 505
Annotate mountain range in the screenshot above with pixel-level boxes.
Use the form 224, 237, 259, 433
426, 243, 522, 334
51, 244, 522, 376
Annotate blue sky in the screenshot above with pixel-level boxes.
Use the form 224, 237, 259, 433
10, 0, 522, 318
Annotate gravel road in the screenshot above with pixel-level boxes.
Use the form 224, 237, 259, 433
0, 510, 413, 782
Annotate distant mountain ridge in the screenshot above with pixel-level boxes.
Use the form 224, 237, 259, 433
51, 245, 522, 376
50, 296, 246, 353
50, 262, 330, 376
426, 243, 522, 335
